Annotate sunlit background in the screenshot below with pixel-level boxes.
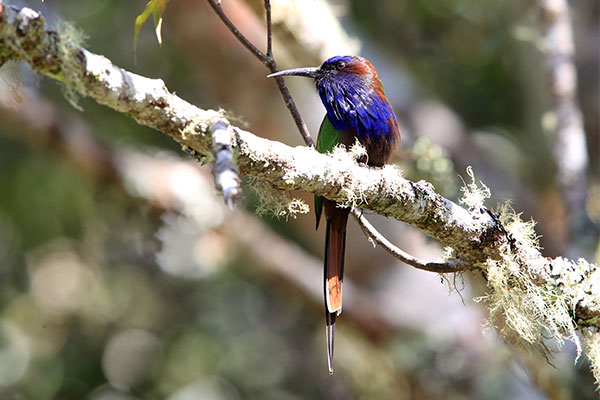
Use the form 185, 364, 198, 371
0, 0, 598, 399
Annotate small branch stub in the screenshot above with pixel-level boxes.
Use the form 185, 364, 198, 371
212, 118, 241, 208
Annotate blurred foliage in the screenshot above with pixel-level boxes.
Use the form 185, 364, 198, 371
350, 0, 526, 128
349, 0, 598, 195
407, 137, 458, 198
0, 0, 598, 399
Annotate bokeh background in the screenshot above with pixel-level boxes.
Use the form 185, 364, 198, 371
0, 0, 598, 399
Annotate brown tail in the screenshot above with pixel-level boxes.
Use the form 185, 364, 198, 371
323, 204, 349, 374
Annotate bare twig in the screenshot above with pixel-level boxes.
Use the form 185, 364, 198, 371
205, 0, 314, 146
352, 210, 467, 273
268, 74, 315, 146
243, 0, 359, 64
206, 0, 267, 62
264, 0, 273, 58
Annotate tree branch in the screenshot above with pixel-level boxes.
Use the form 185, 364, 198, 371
243, 0, 360, 65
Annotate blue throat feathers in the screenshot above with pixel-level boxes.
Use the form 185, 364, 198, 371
316, 74, 397, 145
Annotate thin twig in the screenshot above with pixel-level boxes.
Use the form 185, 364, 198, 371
265, 0, 273, 58
206, 0, 267, 62
205, 0, 314, 146
269, 75, 315, 146
260, 0, 315, 146
260, 0, 315, 147
352, 210, 468, 273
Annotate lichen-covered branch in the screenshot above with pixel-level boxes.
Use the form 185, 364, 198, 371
0, 84, 407, 342
1, 4, 599, 378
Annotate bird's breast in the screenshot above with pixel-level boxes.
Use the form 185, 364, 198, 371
317, 81, 399, 165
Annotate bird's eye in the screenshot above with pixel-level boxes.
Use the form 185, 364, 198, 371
336, 61, 346, 70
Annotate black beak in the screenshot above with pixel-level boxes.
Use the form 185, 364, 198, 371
267, 66, 320, 79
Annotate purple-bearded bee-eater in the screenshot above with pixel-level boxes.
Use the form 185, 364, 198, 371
268, 55, 400, 374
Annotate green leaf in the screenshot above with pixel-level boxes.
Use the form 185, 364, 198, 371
133, 0, 170, 61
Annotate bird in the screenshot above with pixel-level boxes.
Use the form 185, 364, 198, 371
268, 55, 400, 374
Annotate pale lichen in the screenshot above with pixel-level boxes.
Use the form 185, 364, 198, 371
54, 19, 88, 111
248, 178, 309, 219
321, 142, 367, 209
479, 203, 582, 370
443, 246, 458, 260
459, 166, 491, 208
460, 167, 600, 382
583, 328, 600, 385
0, 61, 23, 103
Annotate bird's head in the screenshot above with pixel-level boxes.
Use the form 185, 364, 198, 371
268, 55, 398, 147
267, 55, 378, 90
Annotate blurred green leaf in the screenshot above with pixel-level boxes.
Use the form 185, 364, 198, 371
133, 0, 170, 61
